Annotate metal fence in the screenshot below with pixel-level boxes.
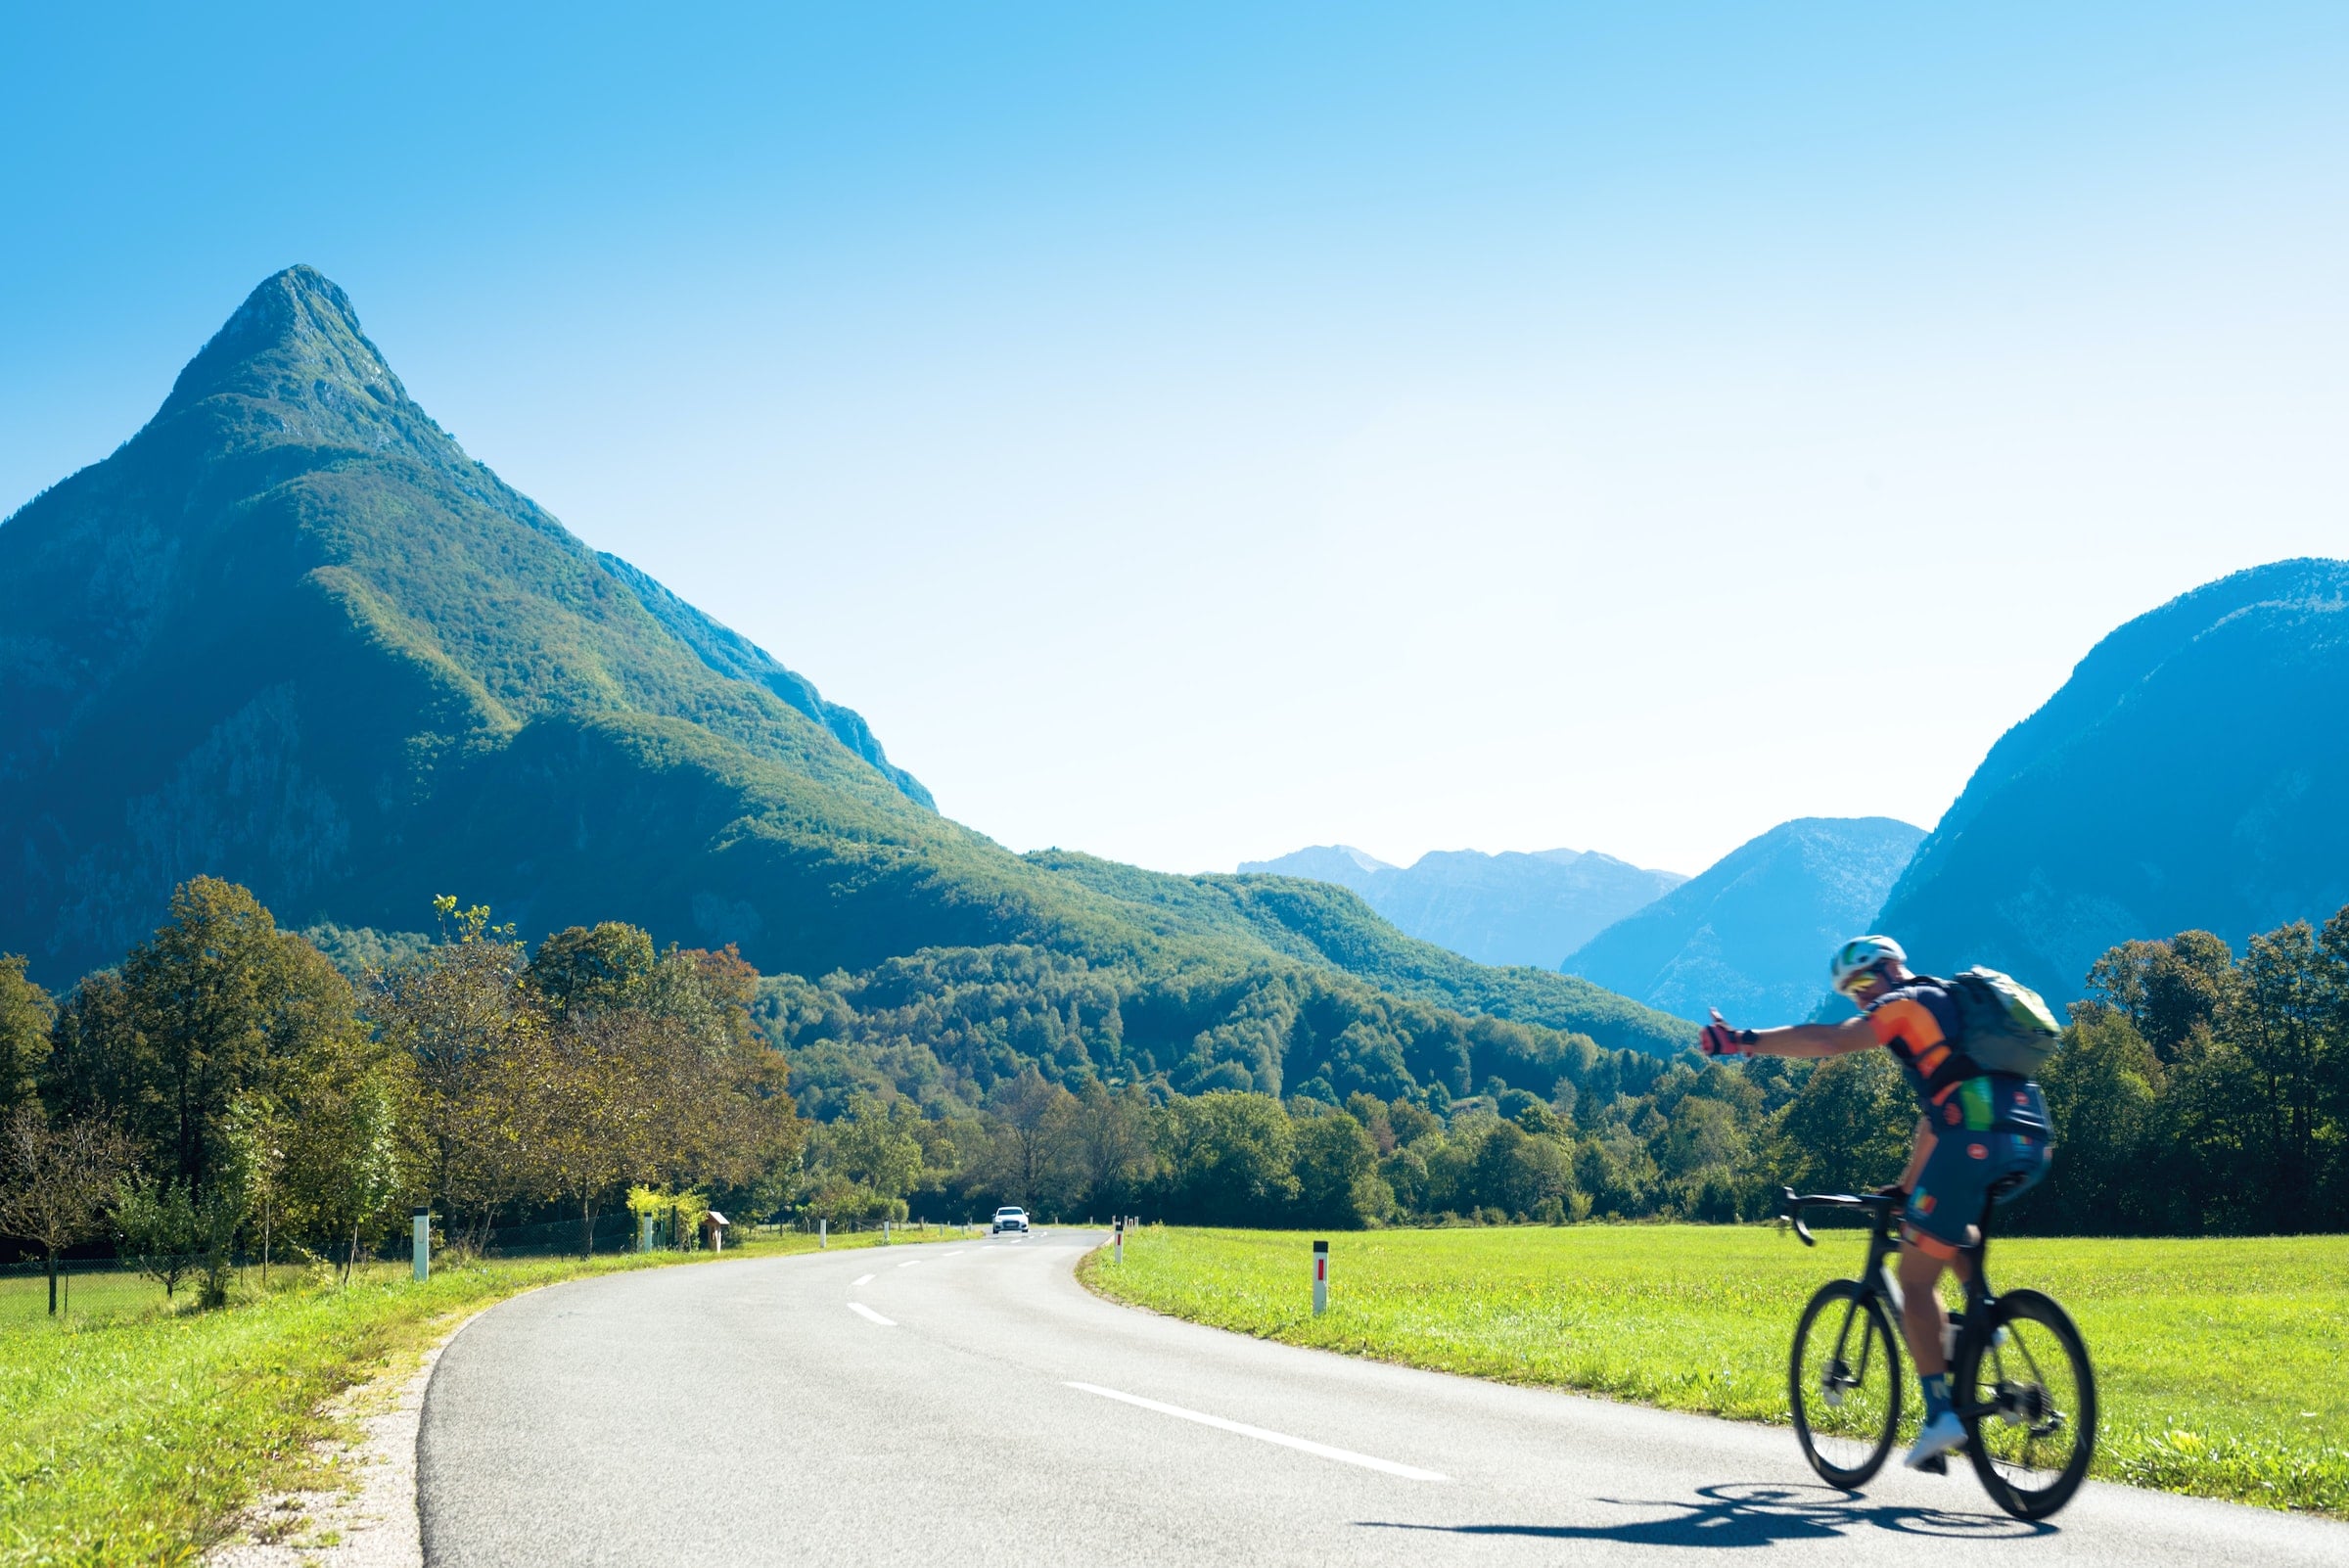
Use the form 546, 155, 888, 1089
0, 1212, 635, 1292
0, 1212, 1028, 1315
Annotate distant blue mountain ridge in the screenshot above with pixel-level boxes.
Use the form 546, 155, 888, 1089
1563, 817, 1927, 1025
1250, 557, 2349, 1023
1239, 845, 1687, 969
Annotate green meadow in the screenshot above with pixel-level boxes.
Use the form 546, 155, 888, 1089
0, 1229, 942, 1566
1080, 1223, 2349, 1515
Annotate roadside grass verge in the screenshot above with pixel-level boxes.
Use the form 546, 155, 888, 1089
1080, 1224, 2348, 1516
0, 1227, 943, 1565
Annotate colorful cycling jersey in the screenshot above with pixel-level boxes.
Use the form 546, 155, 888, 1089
1864, 980, 2050, 1134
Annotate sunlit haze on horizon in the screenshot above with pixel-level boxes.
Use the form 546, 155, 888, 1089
5, 4, 2346, 878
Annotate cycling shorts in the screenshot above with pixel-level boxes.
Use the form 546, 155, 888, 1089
1904, 1112, 2051, 1258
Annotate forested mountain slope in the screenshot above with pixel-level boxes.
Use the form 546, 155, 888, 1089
592, 550, 933, 807
0, 267, 1691, 1086
1873, 558, 2349, 1001
1037, 854, 1693, 1055
1240, 844, 1684, 967
1564, 817, 1925, 1023
0, 266, 945, 980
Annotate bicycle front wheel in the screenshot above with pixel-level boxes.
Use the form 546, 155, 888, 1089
1959, 1288, 2097, 1520
1789, 1278, 1902, 1488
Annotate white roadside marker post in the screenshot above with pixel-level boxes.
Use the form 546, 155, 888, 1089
884, 1219, 892, 1245
639, 1212, 655, 1253
412, 1207, 431, 1283
1312, 1239, 1328, 1316
819, 1218, 828, 1249
1114, 1217, 1125, 1264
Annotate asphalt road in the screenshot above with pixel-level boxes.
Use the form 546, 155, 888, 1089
417, 1230, 2344, 1566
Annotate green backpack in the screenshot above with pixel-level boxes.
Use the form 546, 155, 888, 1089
1941, 967, 2062, 1077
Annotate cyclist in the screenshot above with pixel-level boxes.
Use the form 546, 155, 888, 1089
1699, 935, 2053, 1469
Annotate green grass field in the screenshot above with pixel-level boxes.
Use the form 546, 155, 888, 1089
0, 1227, 947, 1566
1080, 1223, 2349, 1515
0, 1267, 175, 1330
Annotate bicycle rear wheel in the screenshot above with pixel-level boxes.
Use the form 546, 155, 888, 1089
1959, 1288, 2096, 1519
1789, 1279, 1902, 1487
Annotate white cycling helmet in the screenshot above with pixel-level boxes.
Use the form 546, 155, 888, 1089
1829, 935, 1907, 997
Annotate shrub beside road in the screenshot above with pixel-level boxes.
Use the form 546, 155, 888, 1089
1081, 1223, 2349, 1515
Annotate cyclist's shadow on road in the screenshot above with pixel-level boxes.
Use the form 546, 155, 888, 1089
1360, 1481, 2053, 1550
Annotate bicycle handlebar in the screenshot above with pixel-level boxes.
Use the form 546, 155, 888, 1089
1774, 1185, 1899, 1248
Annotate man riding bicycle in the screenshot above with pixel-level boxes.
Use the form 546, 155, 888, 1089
1700, 935, 2053, 1470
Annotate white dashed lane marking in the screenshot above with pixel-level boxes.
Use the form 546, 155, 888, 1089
849, 1303, 897, 1327
1064, 1383, 1447, 1482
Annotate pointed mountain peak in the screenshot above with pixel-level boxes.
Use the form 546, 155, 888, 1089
158, 264, 417, 432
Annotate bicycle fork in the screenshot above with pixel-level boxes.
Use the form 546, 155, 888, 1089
1822, 1297, 1879, 1407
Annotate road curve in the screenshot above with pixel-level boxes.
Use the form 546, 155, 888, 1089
418, 1231, 2343, 1566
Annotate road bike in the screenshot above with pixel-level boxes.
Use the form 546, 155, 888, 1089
1777, 1185, 2096, 1520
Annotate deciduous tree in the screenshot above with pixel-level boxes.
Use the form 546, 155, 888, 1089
0, 1105, 131, 1314
370, 899, 538, 1240
60, 879, 374, 1207
0, 957, 54, 1119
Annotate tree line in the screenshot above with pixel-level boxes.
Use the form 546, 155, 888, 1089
796, 1049, 1800, 1231
5, 880, 2342, 1316
0, 879, 799, 1312
775, 913, 2349, 1237
761, 943, 1666, 1125
2026, 912, 2349, 1232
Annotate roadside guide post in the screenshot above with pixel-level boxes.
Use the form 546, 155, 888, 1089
1114, 1217, 1124, 1264
1312, 1239, 1328, 1316
884, 1219, 892, 1245
819, 1218, 828, 1249
412, 1207, 432, 1283
639, 1211, 655, 1253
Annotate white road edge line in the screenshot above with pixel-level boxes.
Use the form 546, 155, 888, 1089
1064, 1382, 1448, 1483
852, 1273, 875, 1286
848, 1302, 897, 1326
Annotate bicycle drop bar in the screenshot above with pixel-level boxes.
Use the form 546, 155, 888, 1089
1776, 1186, 1900, 1248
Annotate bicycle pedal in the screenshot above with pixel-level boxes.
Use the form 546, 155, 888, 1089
1917, 1453, 1950, 1475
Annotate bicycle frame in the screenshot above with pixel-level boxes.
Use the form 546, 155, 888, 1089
1778, 1186, 2012, 1423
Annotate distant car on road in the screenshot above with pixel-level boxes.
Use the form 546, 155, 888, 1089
991, 1206, 1031, 1235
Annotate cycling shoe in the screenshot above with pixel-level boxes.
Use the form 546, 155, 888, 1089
1905, 1410, 1967, 1470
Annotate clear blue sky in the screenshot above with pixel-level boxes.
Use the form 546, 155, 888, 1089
6, 4, 2346, 877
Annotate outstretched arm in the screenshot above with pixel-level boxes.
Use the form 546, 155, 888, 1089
1752, 1014, 1880, 1059
1703, 1008, 1880, 1060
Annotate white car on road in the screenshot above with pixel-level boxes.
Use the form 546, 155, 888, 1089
990, 1206, 1031, 1235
